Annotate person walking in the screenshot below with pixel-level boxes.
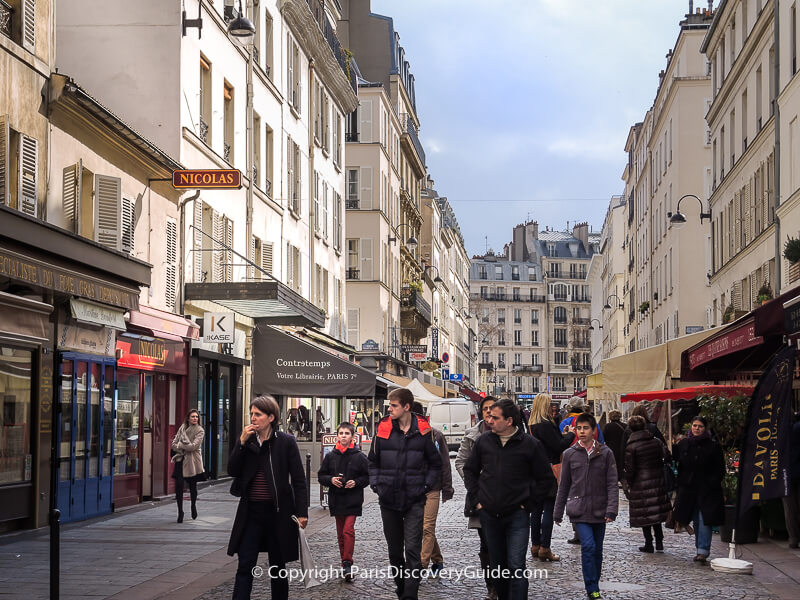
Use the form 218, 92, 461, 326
227, 395, 308, 600
602, 411, 625, 482
621, 404, 666, 450
527, 392, 575, 562
411, 402, 454, 577
783, 411, 800, 549
672, 415, 725, 564
368, 388, 442, 600
455, 395, 498, 600
317, 421, 370, 580
171, 409, 205, 523
463, 399, 555, 600
623, 415, 672, 553
554, 412, 618, 600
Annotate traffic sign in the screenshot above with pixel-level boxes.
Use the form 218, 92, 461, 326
449, 373, 464, 382
441, 352, 450, 363
441, 367, 450, 380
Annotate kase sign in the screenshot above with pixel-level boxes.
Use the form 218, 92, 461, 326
173, 169, 242, 189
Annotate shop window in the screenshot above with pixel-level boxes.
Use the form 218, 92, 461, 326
115, 369, 140, 475
0, 346, 32, 484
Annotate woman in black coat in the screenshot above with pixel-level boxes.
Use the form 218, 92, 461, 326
673, 415, 725, 563
621, 404, 667, 451
624, 416, 672, 553
527, 392, 576, 562
603, 410, 626, 481
227, 396, 308, 600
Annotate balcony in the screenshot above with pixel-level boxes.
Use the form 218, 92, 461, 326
470, 293, 546, 303
346, 132, 359, 142
401, 288, 432, 327
512, 364, 543, 373
400, 113, 426, 168
553, 317, 568, 324
1, 0, 11, 40
199, 117, 209, 144
304, 0, 358, 94
573, 317, 590, 325
346, 198, 359, 210
346, 268, 360, 280
478, 362, 494, 372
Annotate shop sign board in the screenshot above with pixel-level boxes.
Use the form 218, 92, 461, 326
116, 335, 188, 374
172, 169, 241, 189
409, 352, 427, 362
401, 344, 427, 353
688, 320, 762, 369
58, 324, 116, 357
431, 327, 439, 358
203, 312, 234, 343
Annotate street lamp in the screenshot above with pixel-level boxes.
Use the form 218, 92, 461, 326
226, 0, 255, 46
588, 318, 603, 331
667, 194, 712, 229
603, 294, 623, 310
424, 264, 444, 284
388, 223, 418, 251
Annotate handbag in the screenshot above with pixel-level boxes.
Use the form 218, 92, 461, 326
291, 516, 322, 588
229, 477, 243, 497
551, 463, 562, 484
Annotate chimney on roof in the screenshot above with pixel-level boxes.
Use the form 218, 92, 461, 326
572, 222, 589, 253
689, 0, 693, 13
708, 0, 712, 11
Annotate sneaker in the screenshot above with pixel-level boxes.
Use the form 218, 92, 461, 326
567, 536, 581, 544
342, 560, 353, 582
638, 544, 654, 553
655, 540, 664, 553
430, 563, 443, 577
587, 592, 603, 599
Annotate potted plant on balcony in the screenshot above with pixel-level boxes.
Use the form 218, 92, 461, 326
409, 280, 423, 293
638, 300, 650, 315
722, 303, 735, 324
783, 236, 800, 264
756, 284, 773, 306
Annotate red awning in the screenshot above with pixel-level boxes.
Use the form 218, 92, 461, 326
128, 305, 200, 340
621, 384, 754, 403
575, 389, 587, 398
459, 386, 482, 403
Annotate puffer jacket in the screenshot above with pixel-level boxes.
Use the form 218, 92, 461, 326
554, 442, 618, 524
368, 414, 442, 511
624, 430, 671, 527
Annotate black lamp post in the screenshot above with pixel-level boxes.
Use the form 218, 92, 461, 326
588, 318, 603, 331
667, 194, 712, 229
603, 294, 623, 310
389, 223, 418, 251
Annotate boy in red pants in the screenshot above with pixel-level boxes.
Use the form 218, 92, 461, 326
318, 422, 370, 580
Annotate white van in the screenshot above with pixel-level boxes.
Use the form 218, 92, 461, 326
426, 400, 478, 450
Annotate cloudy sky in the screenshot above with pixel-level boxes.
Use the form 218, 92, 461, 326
370, 0, 706, 256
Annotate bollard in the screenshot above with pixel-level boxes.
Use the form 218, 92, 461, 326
50, 508, 60, 600
306, 452, 312, 507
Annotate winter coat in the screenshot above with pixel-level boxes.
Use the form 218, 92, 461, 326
624, 430, 672, 527
622, 421, 666, 452
431, 428, 454, 501
790, 416, 800, 485
318, 445, 370, 517
554, 442, 619, 524
456, 420, 489, 527
529, 418, 576, 464
560, 413, 605, 444
672, 434, 725, 527
171, 424, 205, 479
602, 420, 625, 479
226, 430, 308, 562
463, 427, 556, 517
367, 414, 442, 512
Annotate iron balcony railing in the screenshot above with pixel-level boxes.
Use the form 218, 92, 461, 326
0, 0, 11, 39
346, 268, 360, 280
471, 293, 546, 303
199, 117, 209, 144
479, 362, 494, 371
345, 198, 359, 210
400, 289, 432, 324
305, 0, 357, 94
346, 132, 359, 142
400, 113, 426, 167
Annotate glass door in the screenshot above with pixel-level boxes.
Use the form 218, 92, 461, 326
71, 361, 88, 521
215, 365, 231, 478
57, 360, 74, 521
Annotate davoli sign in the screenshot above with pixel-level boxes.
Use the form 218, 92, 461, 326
172, 169, 242, 189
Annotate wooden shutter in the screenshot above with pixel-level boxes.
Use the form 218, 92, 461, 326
94, 174, 121, 249
23, 0, 35, 51
287, 37, 294, 107
360, 238, 373, 280
249, 235, 256, 280
165, 219, 177, 310
360, 166, 372, 209
212, 210, 225, 282
286, 137, 294, 208
193, 199, 204, 283
733, 189, 741, 252
121, 195, 135, 254
225, 217, 234, 282
261, 241, 273, 275
19, 135, 38, 217
0, 115, 8, 205
359, 99, 373, 143
347, 308, 360, 347
62, 161, 82, 232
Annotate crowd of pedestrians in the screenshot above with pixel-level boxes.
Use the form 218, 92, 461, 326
167, 388, 782, 600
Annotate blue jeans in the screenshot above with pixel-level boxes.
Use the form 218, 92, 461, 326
479, 508, 530, 600
692, 508, 712, 556
530, 496, 555, 548
575, 522, 606, 595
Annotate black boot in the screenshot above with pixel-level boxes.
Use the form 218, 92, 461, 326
176, 495, 184, 523
190, 487, 198, 520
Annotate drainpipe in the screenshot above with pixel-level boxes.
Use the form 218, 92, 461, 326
773, 0, 782, 291
308, 58, 316, 307
178, 189, 202, 312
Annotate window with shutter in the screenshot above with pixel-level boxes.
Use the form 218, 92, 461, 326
249, 235, 257, 280
166, 219, 177, 310
94, 174, 121, 249
261, 241, 273, 276
212, 210, 225, 282
121, 196, 135, 254
359, 99, 373, 143
360, 166, 372, 209
193, 199, 204, 282
360, 238, 373, 280
19, 135, 38, 217
287, 136, 294, 209
62, 162, 82, 233
322, 182, 328, 239
225, 217, 234, 282
23, 0, 35, 51
313, 171, 320, 232
0, 115, 8, 205
347, 308, 360, 347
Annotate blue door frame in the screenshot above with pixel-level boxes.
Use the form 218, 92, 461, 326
57, 353, 115, 523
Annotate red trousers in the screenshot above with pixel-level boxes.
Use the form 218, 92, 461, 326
335, 515, 357, 563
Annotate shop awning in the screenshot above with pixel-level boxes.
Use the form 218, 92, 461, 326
252, 324, 376, 397
184, 281, 325, 328
459, 386, 482, 403
621, 384, 755, 403
128, 305, 199, 340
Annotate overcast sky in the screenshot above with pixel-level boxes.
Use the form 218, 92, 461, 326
369, 0, 706, 256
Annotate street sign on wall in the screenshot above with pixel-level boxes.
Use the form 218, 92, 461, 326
449, 373, 464, 382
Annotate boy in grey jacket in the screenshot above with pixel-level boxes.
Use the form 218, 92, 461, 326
554, 413, 618, 600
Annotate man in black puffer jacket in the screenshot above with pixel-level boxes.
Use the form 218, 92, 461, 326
368, 387, 441, 600
464, 399, 555, 600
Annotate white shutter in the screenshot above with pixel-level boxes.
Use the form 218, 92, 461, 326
19, 135, 38, 217
359, 99, 373, 143
225, 217, 234, 282
261, 241, 273, 275
287, 37, 294, 107
360, 238, 373, 280
193, 199, 204, 283
165, 219, 177, 310
347, 308, 360, 347
249, 235, 256, 280
62, 161, 82, 233
360, 166, 372, 209
23, 0, 35, 51
0, 115, 8, 205
94, 174, 121, 249
212, 210, 225, 282
121, 195, 135, 254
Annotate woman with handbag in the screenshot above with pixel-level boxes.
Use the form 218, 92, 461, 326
171, 409, 205, 523
528, 392, 576, 561
623, 415, 672, 552
227, 395, 308, 600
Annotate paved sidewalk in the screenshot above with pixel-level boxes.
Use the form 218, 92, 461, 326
0, 462, 797, 599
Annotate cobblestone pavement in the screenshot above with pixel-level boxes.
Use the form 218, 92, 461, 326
197, 460, 779, 600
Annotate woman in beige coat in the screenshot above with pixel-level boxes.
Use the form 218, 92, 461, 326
171, 410, 205, 522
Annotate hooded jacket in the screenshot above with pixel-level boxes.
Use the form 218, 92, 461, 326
368, 414, 442, 511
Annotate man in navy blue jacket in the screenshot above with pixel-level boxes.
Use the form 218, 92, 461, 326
368, 387, 442, 600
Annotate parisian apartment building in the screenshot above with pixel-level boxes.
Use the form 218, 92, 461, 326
470, 222, 598, 404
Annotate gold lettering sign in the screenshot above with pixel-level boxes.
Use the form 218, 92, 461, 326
172, 169, 242, 189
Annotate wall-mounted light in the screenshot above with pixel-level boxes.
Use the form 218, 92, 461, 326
588, 318, 603, 331
424, 264, 444, 284
603, 293, 623, 310
388, 223, 418, 251
667, 194, 712, 229
226, 0, 255, 47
